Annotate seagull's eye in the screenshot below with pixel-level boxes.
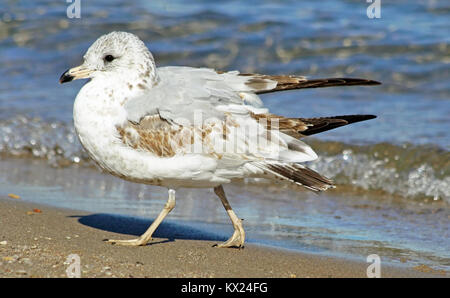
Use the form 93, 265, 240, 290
104, 55, 115, 62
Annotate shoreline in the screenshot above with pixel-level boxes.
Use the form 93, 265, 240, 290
0, 197, 442, 278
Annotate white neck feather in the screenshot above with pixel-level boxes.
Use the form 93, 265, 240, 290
73, 77, 134, 168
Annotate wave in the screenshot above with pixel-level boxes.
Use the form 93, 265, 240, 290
306, 140, 449, 202
0, 115, 448, 202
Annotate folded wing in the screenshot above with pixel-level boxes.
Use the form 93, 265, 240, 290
121, 66, 378, 191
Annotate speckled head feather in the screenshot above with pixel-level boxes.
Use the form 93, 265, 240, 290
82, 31, 159, 85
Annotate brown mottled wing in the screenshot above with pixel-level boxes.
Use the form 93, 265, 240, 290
117, 114, 184, 157
251, 113, 376, 138
240, 73, 381, 94
117, 114, 238, 159
250, 112, 309, 138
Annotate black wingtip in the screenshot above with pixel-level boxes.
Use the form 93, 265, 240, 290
300, 114, 377, 136
355, 114, 377, 121
366, 80, 382, 85
332, 114, 377, 124
331, 78, 382, 86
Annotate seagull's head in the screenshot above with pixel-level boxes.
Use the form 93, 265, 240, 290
60, 31, 158, 85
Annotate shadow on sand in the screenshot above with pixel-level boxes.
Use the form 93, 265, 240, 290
71, 213, 225, 245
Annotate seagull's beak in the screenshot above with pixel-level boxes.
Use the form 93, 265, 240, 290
59, 65, 92, 84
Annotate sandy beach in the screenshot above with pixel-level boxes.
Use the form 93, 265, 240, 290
0, 196, 442, 278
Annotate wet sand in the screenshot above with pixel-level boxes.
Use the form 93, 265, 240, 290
0, 197, 440, 278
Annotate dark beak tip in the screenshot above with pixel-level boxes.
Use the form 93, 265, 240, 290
59, 69, 74, 84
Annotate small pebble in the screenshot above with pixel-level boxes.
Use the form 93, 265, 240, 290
3, 255, 19, 263
0, 240, 7, 245
21, 258, 33, 266
16, 270, 27, 275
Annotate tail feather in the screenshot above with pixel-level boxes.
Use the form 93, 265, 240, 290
260, 163, 334, 192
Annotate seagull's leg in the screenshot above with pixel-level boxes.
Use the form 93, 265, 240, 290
213, 185, 245, 248
105, 189, 176, 246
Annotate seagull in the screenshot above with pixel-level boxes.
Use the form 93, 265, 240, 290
60, 31, 379, 248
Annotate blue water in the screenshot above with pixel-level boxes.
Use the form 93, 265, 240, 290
0, 0, 448, 147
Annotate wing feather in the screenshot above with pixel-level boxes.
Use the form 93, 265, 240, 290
119, 66, 377, 191
240, 74, 381, 94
